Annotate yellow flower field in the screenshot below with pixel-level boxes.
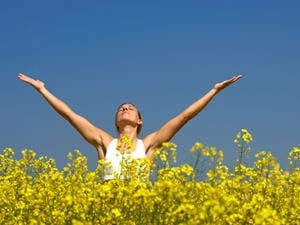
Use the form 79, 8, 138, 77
0, 129, 299, 224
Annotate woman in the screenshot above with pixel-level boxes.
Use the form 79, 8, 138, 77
18, 73, 241, 179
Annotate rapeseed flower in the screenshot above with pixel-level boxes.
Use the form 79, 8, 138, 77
0, 131, 299, 224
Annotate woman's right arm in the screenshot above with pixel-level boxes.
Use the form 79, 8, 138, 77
18, 73, 113, 149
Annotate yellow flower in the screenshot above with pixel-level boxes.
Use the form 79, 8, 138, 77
117, 135, 133, 153
0, 134, 299, 225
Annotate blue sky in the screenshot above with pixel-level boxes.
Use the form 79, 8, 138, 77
1, 1, 299, 170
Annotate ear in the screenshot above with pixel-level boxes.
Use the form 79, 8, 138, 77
137, 118, 143, 125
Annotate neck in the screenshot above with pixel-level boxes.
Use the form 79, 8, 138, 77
118, 125, 138, 140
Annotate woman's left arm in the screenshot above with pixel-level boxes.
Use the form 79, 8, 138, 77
144, 75, 242, 159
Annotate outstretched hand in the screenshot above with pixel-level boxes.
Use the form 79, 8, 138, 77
18, 73, 45, 90
214, 75, 242, 92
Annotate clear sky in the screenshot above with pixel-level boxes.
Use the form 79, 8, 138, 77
1, 1, 299, 170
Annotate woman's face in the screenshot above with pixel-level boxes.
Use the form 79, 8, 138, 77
115, 103, 142, 133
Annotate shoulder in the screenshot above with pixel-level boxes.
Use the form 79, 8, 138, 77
95, 133, 115, 159
96, 128, 114, 147
142, 132, 157, 151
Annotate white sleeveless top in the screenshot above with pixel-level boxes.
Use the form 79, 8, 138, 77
103, 139, 146, 180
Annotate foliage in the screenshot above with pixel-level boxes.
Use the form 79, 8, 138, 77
0, 129, 299, 224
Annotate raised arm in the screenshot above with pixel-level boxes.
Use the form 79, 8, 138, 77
18, 73, 113, 151
144, 75, 242, 158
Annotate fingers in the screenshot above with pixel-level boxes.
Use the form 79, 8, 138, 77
228, 75, 242, 83
18, 73, 29, 81
233, 75, 242, 81
18, 73, 24, 79
18, 73, 35, 85
18, 73, 27, 77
